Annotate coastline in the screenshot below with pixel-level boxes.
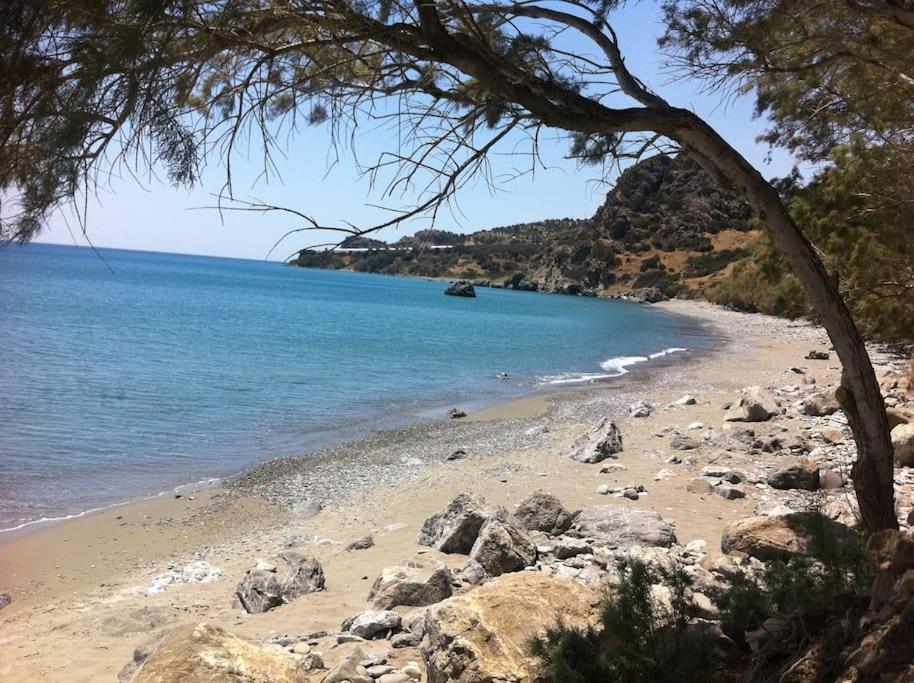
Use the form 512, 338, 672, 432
4, 299, 900, 682
0, 294, 715, 539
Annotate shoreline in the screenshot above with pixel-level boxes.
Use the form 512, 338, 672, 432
6, 299, 906, 682
0, 301, 716, 539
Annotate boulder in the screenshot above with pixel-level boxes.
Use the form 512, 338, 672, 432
444, 280, 476, 298
629, 287, 668, 303
421, 572, 596, 683
801, 391, 840, 416
767, 460, 820, 490
687, 478, 712, 495
512, 491, 574, 535
887, 407, 912, 430
569, 418, 623, 463
892, 423, 914, 467
346, 535, 375, 551
348, 610, 402, 639
721, 513, 850, 562
724, 386, 780, 422
368, 562, 453, 610
467, 516, 536, 577
418, 493, 491, 553
805, 350, 830, 360
0, 593, 10, 610
323, 646, 372, 683
670, 435, 700, 451
448, 408, 467, 419
569, 505, 676, 548
121, 623, 308, 682
714, 485, 746, 500
236, 552, 325, 614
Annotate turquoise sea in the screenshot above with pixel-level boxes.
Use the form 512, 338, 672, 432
0, 243, 717, 531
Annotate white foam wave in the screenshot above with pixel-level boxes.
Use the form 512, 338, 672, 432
540, 347, 687, 386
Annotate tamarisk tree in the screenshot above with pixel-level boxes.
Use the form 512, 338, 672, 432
0, 0, 899, 529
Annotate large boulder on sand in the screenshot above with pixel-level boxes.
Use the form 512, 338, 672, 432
121, 623, 308, 682
724, 386, 781, 422
347, 609, 402, 639
421, 572, 596, 683
568, 505, 676, 548
512, 491, 574, 535
721, 513, 850, 562
467, 515, 537, 577
767, 460, 820, 491
892, 423, 914, 467
418, 493, 491, 553
801, 391, 840, 417
235, 552, 325, 614
569, 418, 623, 463
368, 561, 453, 610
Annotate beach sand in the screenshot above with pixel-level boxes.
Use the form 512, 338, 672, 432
0, 300, 880, 681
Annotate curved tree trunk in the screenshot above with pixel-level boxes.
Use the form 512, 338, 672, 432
669, 112, 897, 533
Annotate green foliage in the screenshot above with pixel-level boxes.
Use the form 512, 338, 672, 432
720, 516, 868, 647
684, 248, 747, 277
708, 145, 914, 341
633, 269, 683, 297
531, 559, 719, 683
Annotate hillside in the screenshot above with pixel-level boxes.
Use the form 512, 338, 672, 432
292, 154, 758, 299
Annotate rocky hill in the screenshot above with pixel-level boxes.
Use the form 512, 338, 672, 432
292, 154, 758, 299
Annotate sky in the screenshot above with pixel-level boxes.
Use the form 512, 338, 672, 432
34, 2, 799, 261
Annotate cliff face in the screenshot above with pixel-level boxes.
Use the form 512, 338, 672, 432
293, 153, 757, 298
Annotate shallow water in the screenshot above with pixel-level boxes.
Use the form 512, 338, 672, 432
0, 243, 717, 529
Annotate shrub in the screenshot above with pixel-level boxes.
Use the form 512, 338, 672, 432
531, 559, 720, 682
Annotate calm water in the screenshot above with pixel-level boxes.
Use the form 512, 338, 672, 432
0, 243, 716, 530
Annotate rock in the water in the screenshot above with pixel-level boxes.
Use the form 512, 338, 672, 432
418, 493, 491, 553
801, 391, 840, 416
236, 552, 325, 614
512, 491, 573, 535
348, 610, 402, 639
121, 623, 308, 682
569, 505, 676, 548
346, 535, 375, 551
467, 515, 536, 577
444, 280, 476, 298
721, 513, 849, 562
767, 460, 820, 490
421, 572, 596, 683
569, 418, 623, 463
368, 562, 453, 610
323, 646, 372, 683
724, 386, 780, 422
892, 423, 914, 467
448, 408, 467, 419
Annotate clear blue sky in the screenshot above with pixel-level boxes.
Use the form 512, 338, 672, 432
36, 2, 798, 260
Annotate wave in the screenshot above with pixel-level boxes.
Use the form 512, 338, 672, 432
540, 347, 687, 386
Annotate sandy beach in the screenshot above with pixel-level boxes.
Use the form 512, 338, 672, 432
0, 300, 908, 681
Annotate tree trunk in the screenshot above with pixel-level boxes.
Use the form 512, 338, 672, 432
670, 112, 897, 533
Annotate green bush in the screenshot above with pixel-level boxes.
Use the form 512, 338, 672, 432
684, 248, 748, 278
531, 559, 720, 682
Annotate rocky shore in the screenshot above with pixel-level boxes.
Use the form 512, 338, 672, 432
0, 301, 912, 682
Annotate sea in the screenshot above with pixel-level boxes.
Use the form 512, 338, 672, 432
0, 243, 718, 532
